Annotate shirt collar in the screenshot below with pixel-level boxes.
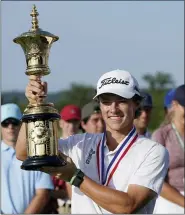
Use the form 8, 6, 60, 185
1, 141, 15, 152
103, 127, 138, 155
138, 129, 151, 138
103, 133, 130, 155
143, 129, 151, 138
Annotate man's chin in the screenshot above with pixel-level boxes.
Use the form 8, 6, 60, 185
7, 139, 16, 146
69, 132, 75, 136
8, 136, 17, 142
107, 124, 124, 132
139, 122, 148, 128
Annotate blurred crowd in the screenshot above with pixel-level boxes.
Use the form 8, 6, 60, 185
1, 83, 184, 214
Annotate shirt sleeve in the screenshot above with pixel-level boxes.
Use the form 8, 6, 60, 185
58, 137, 73, 157
35, 172, 54, 190
151, 129, 165, 146
58, 134, 85, 158
129, 144, 169, 194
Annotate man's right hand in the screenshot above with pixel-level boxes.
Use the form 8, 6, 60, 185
25, 75, 47, 104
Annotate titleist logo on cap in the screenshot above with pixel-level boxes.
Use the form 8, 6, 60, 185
99, 77, 129, 89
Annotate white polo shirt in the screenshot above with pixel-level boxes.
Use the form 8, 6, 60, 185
59, 132, 169, 214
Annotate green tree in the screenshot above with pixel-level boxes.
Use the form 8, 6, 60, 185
55, 83, 96, 111
155, 71, 175, 90
142, 71, 176, 131
142, 74, 156, 90
142, 71, 175, 90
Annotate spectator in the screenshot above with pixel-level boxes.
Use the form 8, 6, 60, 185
152, 85, 185, 214
134, 92, 153, 138
81, 101, 104, 133
163, 88, 176, 118
59, 104, 81, 139
48, 104, 81, 213
1, 103, 54, 214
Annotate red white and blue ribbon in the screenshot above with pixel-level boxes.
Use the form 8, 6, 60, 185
97, 127, 138, 186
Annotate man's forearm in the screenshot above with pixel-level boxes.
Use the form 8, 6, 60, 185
160, 182, 184, 207
24, 192, 49, 214
80, 176, 134, 214
15, 123, 27, 161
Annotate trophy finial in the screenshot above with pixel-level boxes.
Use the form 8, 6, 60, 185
30, 4, 39, 31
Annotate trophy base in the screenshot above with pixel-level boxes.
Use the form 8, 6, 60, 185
21, 155, 67, 171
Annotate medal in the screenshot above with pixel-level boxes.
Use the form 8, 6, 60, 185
97, 127, 138, 186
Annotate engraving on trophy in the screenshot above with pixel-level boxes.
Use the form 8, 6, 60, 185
28, 121, 51, 156
26, 43, 41, 67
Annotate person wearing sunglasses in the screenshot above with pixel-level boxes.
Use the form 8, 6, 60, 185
16, 70, 169, 214
1, 103, 54, 214
134, 92, 153, 138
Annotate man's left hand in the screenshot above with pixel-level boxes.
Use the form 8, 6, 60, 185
39, 152, 77, 182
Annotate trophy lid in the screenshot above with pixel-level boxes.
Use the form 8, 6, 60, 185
13, 5, 59, 44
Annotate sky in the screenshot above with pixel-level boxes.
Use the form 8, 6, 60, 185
1, 1, 184, 93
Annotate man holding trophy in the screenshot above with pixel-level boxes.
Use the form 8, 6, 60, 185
15, 5, 169, 214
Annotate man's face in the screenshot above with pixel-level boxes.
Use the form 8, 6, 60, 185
59, 119, 80, 137
1, 118, 21, 146
99, 93, 137, 132
134, 106, 152, 130
81, 112, 104, 134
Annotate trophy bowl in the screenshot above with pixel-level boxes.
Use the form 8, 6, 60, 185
13, 5, 66, 170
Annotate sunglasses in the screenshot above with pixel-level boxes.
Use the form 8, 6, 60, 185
1, 118, 20, 128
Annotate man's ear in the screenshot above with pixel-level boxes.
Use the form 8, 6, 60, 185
134, 101, 142, 119
135, 108, 141, 119
81, 121, 86, 131
171, 100, 178, 107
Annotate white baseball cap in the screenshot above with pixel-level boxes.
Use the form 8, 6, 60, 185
1, 103, 22, 123
93, 69, 141, 99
